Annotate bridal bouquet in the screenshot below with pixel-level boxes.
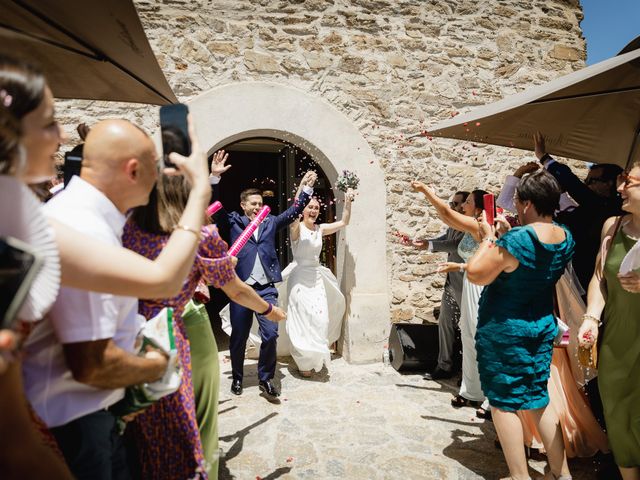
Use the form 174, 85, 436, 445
335, 170, 360, 193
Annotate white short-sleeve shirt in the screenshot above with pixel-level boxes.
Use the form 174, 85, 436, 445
22, 177, 144, 428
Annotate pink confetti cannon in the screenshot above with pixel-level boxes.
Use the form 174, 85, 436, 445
228, 205, 271, 256
206, 201, 222, 217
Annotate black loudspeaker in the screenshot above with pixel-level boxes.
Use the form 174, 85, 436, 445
388, 323, 439, 372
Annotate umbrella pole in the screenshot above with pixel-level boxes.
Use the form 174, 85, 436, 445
626, 123, 640, 171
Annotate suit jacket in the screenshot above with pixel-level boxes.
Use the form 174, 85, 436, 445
546, 159, 622, 290
429, 227, 465, 305
214, 187, 311, 284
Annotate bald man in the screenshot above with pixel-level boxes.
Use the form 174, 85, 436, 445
22, 120, 167, 480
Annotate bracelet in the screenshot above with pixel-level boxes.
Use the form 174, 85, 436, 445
173, 224, 201, 240
482, 237, 496, 243
582, 314, 602, 326
259, 303, 273, 316
458, 264, 466, 273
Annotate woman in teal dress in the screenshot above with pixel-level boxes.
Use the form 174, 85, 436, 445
467, 170, 575, 480
579, 161, 640, 479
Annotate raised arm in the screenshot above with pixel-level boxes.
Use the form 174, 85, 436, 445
55, 120, 211, 299
466, 213, 519, 285
321, 188, 354, 236
534, 133, 599, 208
274, 171, 316, 230
411, 181, 482, 240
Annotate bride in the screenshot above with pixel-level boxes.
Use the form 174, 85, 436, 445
280, 189, 354, 376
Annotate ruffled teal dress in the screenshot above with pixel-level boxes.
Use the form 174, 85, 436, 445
476, 225, 574, 412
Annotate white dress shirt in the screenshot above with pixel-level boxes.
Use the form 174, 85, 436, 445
22, 177, 144, 427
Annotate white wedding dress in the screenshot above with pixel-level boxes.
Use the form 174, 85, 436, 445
279, 224, 346, 372
219, 223, 346, 368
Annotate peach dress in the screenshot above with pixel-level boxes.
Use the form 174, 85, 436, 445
518, 273, 608, 457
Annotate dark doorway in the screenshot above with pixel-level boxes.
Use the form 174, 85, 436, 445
206, 137, 337, 343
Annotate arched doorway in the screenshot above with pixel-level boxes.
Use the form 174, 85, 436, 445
188, 82, 389, 363
212, 137, 337, 272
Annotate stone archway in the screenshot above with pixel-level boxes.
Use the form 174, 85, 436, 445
188, 82, 389, 363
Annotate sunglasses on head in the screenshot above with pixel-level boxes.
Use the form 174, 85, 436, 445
618, 171, 640, 189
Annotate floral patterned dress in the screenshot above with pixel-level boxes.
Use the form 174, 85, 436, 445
122, 222, 235, 480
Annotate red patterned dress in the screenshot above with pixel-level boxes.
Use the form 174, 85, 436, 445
122, 222, 235, 480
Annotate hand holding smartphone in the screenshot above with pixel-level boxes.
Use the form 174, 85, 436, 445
483, 193, 496, 226
0, 236, 43, 329
63, 151, 83, 187
160, 104, 191, 169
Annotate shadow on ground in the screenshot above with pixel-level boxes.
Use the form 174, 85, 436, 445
218, 412, 279, 480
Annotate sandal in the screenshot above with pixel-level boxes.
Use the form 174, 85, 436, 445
451, 395, 482, 409
476, 407, 492, 421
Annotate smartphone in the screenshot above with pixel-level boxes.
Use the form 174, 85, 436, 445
483, 193, 496, 226
63, 151, 83, 187
160, 104, 191, 169
0, 236, 43, 329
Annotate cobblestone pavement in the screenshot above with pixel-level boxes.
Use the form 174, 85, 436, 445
216, 352, 597, 480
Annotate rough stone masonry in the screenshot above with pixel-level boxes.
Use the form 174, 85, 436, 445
57, 0, 587, 337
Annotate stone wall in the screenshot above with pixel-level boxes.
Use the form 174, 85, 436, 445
57, 0, 587, 327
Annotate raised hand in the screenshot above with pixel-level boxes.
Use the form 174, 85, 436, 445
478, 210, 496, 240
210, 149, 231, 177
410, 180, 429, 194
533, 132, 546, 160
345, 188, 355, 203
305, 171, 318, 187
513, 161, 540, 178
495, 213, 512, 237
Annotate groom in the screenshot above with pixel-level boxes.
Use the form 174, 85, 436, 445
210, 151, 316, 398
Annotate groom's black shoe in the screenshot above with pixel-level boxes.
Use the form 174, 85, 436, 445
230, 379, 242, 396
423, 367, 454, 381
259, 380, 280, 398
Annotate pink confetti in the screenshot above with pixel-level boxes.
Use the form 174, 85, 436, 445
286, 457, 294, 463
475, 122, 481, 126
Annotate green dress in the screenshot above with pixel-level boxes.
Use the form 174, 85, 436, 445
599, 228, 640, 467
183, 300, 221, 479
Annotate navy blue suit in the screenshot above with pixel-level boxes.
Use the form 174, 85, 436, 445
215, 188, 311, 382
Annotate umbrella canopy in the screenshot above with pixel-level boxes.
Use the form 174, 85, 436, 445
0, 0, 177, 105
426, 39, 640, 168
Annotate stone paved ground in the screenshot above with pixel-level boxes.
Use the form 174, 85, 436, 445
216, 352, 597, 480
